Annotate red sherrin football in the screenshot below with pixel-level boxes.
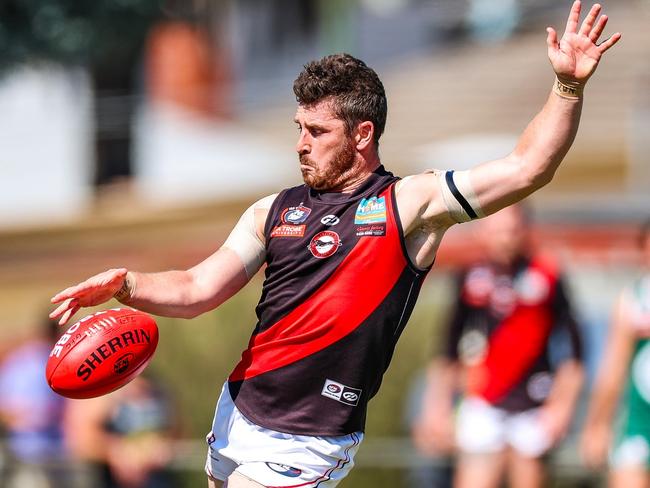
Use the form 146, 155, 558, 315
46, 308, 159, 399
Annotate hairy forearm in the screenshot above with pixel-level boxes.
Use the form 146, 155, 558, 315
121, 270, 203, 318
120, 248, 249, 319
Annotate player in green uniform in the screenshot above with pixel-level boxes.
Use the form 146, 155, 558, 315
581, 221, 650, 487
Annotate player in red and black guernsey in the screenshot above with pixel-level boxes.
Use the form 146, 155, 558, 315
413, 204, 584, 488
50, 4, 620, 486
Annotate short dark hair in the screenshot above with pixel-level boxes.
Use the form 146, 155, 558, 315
293, 53, 387, 145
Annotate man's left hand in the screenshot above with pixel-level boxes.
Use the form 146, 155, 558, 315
546, 1, 621, 84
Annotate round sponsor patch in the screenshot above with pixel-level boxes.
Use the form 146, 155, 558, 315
327, 383, 341, 393
309, 231, 341, 259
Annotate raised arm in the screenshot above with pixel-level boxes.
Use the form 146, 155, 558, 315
468, 1, 620, 214
50, 194, 276, 325
399, 2, 621, 234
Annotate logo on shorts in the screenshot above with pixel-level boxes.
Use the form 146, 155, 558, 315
321, 379, 362, 406
265, 463, 302, 478
309, 231, 341, 259
320, 214, 340, 226
281, 206, 311, 225
206, 432, 216, 445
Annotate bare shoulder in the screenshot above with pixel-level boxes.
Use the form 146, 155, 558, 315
395, 171, 455, 235
252, 193, 278, 241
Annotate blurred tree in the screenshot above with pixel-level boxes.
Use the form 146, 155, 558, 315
0, 0, 163, 185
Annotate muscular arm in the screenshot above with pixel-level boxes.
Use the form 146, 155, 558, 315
397, 2, 620, 246
50, 194, 276, 324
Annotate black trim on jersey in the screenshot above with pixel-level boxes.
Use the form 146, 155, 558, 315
445, 171, 478, 220
390, 183, 432, 275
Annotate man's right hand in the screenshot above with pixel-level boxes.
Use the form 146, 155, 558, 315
50, 268, 128, 325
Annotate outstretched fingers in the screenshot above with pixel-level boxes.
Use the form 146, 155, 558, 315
598, 32, 622, 53
564, 0, 582, 35
49, 297, 80, 326
546, 27, 559, 51
579, 3, 601, 36
589, 14, 608, 42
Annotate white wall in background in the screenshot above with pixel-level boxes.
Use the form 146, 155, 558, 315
133, 103, 296, 206
0, 66, 94, 229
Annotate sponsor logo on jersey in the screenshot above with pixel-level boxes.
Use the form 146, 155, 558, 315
265, 463, 302, 478
321, 379, 362, 406
355, 223, 386, 237
321, 214, 340, 226
354, 196, 386, 224
309, 231, 341, 259
270, 224, 306, 238
281, 205, 311, 225
514, 269, 550, 305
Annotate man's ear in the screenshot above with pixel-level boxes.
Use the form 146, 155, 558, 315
355, 121, 374, 151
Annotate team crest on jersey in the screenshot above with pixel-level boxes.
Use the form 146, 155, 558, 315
281, 205, 311, 225
354, 196, 386, 224
308, 231, 341, 259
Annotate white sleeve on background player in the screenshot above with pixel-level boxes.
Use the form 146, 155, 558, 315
432, 169, 485, 223
222, 194, 277, 279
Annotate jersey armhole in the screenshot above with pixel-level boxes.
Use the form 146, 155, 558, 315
390, 182, 433, 275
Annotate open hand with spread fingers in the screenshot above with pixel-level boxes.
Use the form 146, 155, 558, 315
546, 1, 621, 87
49, 268, 128, 325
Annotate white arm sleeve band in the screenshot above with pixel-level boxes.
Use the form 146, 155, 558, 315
435, 169, 485, 223
222, 194, 276, 279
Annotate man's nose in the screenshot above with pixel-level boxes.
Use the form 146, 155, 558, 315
295, 132, 310, 155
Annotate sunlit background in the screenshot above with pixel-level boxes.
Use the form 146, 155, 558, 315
0, 0, 648, 486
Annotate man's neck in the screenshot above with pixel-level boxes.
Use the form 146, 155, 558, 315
334, 157, 382, 193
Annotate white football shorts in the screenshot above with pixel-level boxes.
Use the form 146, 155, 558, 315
205, 382, 363, 487
455, 396, 552, 458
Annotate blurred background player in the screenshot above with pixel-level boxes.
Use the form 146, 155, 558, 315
64, 375, 177, 488
0, 316, 72, 488
414, 204, 584, 488
581, 220, 650, 488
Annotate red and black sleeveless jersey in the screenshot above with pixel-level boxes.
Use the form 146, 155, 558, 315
443, 255, 582, 411
228, 166, 429, 436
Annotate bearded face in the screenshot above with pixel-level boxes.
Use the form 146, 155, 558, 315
299, 136, 356, 191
